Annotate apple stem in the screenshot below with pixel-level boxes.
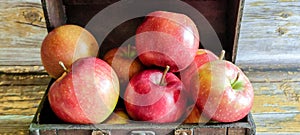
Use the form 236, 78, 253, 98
59, 61, 69, 73
159, 65, 170, 86
127, 44, 131, 58
219, 50, 225, 60
231, 72, 240, 88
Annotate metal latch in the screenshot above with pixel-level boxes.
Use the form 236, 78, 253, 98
130, 130, 156, 135
92, 130, 110, 135
174, 129, 193, 135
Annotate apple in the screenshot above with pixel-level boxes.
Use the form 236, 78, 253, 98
124, 66, 187, 123
183, 106, 210, 124
103, 108, 130, 124
180, 49, 218, 100
103, 45, 144, 89
48, 57, 120, 124
41, 24, 99, 79
192, 60, 254, 122
135, 11, 199, 72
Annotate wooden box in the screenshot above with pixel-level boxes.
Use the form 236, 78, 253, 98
29, 0, 256, 134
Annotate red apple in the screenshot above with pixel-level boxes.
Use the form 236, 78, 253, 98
192, 60, 254, 122
124, 67, 187, 123
103, 108, 130, 124
183, 106, 210, 124
180, 49, 218, 100
103, 45, 144, 89
41, 25, 99, 79
136, 11, 199, 72
48, 57, 119, 124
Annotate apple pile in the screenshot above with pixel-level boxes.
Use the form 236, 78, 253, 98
40, 11, 253, 125
40, 25, 120, 124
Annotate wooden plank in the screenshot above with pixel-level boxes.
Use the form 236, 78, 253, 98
252, 82, 300, 114
246, 67, 300, 134
239, 64, 300, 116
39, 130, 57, 135
0, 0, 47, 66
193, 128, 226, 135
236, 0, 300, 65
239, 63, 300, 83
238, 63, 300, 133
57, 129, 92, 135
0, 115, 33, 135
0, 85, 47, 115
252, 112, 300, 133
227, 128, 246, 135
0, 73, 50, 86
0, 65, 46, 74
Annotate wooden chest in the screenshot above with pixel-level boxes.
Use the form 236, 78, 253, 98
29, 0, 256, 134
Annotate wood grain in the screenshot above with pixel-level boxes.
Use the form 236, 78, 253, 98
235, 0, 300, 133
0, 85, 48, 115
252, 82, 300, 113
239, 63, 300, 83
236, 0, 300, 65
253, 112, 300, 133
0, 2, 49, 130
0, 0, 47, 66
241, 64, 300, 134
0, 72, 49, 135
0, 70, 49, 116
0, 115, 33, 135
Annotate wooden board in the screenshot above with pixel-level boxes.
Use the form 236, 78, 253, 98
235, 0, 300, 133
240, 63, 300, 134
0, 0, 47, 66
0, 70, 49, 134
0, 1, 49, 133
236, 0, 300, 65
0, 115, 33, 135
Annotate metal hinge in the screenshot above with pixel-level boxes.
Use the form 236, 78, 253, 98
92, 130, 110, 135
174, 129, 193, 135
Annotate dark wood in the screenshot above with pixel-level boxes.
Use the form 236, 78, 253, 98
193, 128, 227, 135
41, 0, 66, 32
228, 128, 246, 135
62, 0, 119, 5
228, 0, 244, 62
57, 130, 92, 135
39, 130, 57, 135
41, 0, 243, 61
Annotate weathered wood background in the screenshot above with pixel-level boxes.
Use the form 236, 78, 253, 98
236, 0, 300, 65
0, 0, 49, 134
0, 0, 299, 134
235, 0, 300, 134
